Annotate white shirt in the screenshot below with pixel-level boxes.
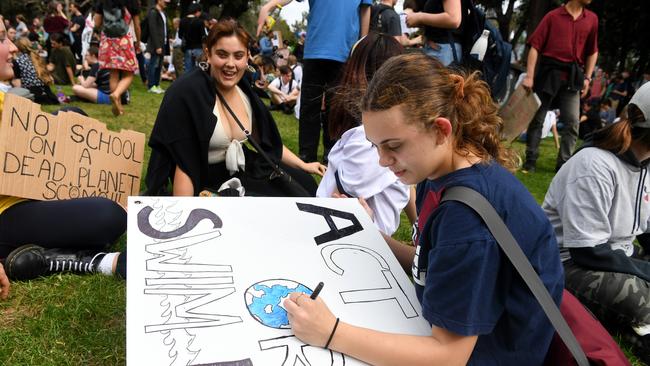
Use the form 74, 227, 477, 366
543, 147, 650, 261
269, 76, 299, 95
317, 126, 410, 235
208, 86, 252, 175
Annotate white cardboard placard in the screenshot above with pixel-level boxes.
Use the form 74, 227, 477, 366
127, 197, 431, 365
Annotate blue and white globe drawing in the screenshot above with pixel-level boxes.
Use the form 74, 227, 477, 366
245, 279, 313, 329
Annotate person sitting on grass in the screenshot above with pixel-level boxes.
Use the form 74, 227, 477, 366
318, 32, 414, 236
0, 16, 126, 295
72, 46, 112, 104
11, 37, 59, 104
73, 45, 130, 106
284, 53, 563, 365
145, 19, 326, 197
267, 65, 299, 114
543, 82, 650, 362
47, 32, 76, 85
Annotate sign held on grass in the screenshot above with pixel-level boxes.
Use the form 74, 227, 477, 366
0, 93, 145, 207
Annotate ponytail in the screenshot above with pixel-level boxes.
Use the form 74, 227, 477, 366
362, 53, 517, 172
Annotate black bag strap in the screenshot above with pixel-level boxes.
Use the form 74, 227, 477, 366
441, 186, 589, 366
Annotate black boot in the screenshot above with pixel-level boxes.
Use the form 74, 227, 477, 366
4, 244, 105, 281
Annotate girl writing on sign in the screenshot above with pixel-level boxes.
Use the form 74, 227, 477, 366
0, 16, 126, 297
285, 53, 564, 364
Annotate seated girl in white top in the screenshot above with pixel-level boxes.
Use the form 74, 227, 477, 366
317, 33, 414, 235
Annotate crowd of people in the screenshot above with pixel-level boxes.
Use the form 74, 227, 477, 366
1, 0, 650, 364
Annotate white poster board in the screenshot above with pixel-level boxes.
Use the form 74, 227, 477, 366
127, 197, 431, 366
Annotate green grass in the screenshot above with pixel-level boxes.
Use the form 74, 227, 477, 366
0, 80, 645, 365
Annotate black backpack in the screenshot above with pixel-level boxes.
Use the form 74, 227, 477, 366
453, 0, 513, 101
103, 7, 129, 38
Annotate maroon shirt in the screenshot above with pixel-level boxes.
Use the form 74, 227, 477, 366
528, 5, 598, 66
43, 15, 70, 34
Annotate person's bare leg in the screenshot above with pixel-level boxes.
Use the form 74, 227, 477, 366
109, 70, 123, 116
72, 85, 99, 103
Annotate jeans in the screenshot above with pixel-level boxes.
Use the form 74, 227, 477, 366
147, 52, 163, 89
525, 86, 580, 170
184, 48, 203, 74
298, 59, 344, 163
423, 42, 462, 66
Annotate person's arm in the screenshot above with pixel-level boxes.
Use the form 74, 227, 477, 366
173, 165, 194, 196
94, 12, 103, 29
570, 246, 650, 283
65, 65, 75, 85
286, 85, 300, 101
257, 0, 294, 37
405, 186, 417, 226
284, 294, 477, 366
582, 52, 598, 98
551, 122, 560, 150
266, 80, 284, 98
133, 14, 142, 52
281, 145, 327, 176
522, 47, 539, 93
0, 263, 10, 300
406, 0, 461, 29
359, 4, 371, 37
80, 75, 97, 88
381, 231, 415, 274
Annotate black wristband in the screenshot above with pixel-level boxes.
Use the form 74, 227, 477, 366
324, 317, 340, 349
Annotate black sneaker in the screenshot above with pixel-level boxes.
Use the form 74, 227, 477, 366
521, 162, 536, 173
4, 244, 105, 281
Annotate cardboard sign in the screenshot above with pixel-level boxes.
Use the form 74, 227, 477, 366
0, 93, 145, 207
127, 197, 432, 366
499, 84, 542, 142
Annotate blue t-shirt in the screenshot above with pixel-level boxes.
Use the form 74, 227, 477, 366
298, 0, 372, 62
413, 163, 563, 365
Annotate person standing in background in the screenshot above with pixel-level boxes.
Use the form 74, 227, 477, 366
522, 0, 598, 173
145, 0, 169, 94
257, 0, 371, 164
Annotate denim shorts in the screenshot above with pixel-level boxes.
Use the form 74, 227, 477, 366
423, 42, 462, 66
97, 90, 111, 105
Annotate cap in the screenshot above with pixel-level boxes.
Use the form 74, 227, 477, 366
630, 82, 650, 128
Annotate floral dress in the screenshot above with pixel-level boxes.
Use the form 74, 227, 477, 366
98, 8, 138, 73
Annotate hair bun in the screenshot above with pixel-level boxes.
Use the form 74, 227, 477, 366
450, 74, 465, 101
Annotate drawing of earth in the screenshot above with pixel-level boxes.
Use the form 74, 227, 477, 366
245, 279, 313, 329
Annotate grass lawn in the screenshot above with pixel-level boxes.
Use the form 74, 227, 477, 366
0, 79, 645, 365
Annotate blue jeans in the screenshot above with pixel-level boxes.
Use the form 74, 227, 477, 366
147, 53, 163, 89
184, 48, 202, 74
423, 42, 462, 66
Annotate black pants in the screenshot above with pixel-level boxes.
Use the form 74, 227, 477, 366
0, 197, 127, 259
298, 59, 344, 162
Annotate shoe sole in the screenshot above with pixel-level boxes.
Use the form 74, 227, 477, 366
5, 244, 43, 281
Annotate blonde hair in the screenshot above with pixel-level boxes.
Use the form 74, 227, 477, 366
15, 37, 53, 85
361, 53, 517, 171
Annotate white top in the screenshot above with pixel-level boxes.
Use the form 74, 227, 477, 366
291, 64, 303, 86
543, 147, 650, 261
317, 125, 410, 235
541, 111, 557, 138
208, 86, 252, 175
269, 76, 299, 95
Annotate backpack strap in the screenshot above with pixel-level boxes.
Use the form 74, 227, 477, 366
441, 186, 589, 366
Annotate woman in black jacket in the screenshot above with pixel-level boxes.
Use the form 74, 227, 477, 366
145, 19, 325, 197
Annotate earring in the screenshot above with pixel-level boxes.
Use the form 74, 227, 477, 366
198, 61, 209, 71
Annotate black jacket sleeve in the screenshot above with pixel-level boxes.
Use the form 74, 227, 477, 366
570, 245, 650, 282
